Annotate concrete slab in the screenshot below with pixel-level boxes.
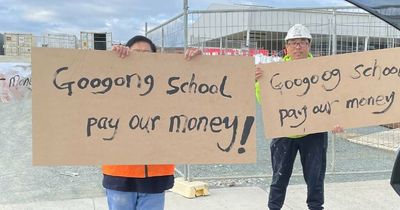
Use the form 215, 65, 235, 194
1, 181, 399, 210
0, 198, 96, 210
165, 187, 267, 210
0, 187, 267, 210
282, 179, 400, 210
93, 197, 108, 210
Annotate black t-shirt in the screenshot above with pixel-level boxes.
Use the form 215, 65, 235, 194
102, 174, 174, 193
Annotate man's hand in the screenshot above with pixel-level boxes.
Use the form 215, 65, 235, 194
332, 124, 344, 134
112, 45, 130, 58
184, 48, 202, 61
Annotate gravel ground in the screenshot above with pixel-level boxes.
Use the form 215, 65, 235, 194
0, 99, 104, 204
0, 99, 396, 204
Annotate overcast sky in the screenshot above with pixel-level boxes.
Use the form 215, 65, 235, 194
0, 0, 352, 42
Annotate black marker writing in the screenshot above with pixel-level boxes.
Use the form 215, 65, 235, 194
166, 73, 232, 98
129, 114, 160, 133
352, 59, 400, 81
237, 116, 254, 154
86, 117, 120, 141
346, 91, 395, 114
53, 66, 154, 96
312, 100, 339, 115
279, 100, 339, 128
8, 74, 32, 88
270, 68, 341, 96
279, 105, 308, 128
168, 114, 255, 153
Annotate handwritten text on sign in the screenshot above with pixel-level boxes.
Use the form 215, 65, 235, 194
32, 48, 255, 165
258, 47, 400, 138
0, 63, 31, 103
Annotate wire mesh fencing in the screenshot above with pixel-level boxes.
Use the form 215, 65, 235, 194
146, 5, 400, 184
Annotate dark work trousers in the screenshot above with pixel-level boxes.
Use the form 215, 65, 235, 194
268, 132, 328, 210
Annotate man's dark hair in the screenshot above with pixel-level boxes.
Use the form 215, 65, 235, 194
125, 35, 157, 52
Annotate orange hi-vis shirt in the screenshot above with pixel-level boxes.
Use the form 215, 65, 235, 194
102, 164, 175, 178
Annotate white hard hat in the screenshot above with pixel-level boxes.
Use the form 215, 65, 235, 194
285, 24, 312, 41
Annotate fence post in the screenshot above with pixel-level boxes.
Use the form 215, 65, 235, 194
161, 28, 165, 53
332, 9, 337, 55
183, 0, 192, 182
331, 133, 336, 172
183, 0, 189, 50
328, 18, 332, 55
145, 22, 148, 37
364, 15, 371, 51
356, 36, 359, 52
219, 37, 223, 52
330, 9, 337, 172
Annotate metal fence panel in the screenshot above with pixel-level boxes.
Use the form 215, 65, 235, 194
146, 6, 400, 184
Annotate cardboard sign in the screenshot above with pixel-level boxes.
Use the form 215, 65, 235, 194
32, 48, 255, 165
258, 47, 400, 138
0, 63, 31, 103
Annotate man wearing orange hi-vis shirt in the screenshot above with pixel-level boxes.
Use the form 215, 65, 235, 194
103, 35, 201, 210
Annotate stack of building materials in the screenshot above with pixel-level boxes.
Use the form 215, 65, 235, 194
0, 34, 4, 55
80, 32, 112, 50
42, 33, 77, 49
2, 33, 35, 56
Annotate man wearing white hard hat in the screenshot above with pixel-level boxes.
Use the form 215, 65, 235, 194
255, 24, 343, 210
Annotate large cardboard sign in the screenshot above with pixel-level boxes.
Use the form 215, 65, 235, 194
32, 48, 255, 165
258, 47, 400, 138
